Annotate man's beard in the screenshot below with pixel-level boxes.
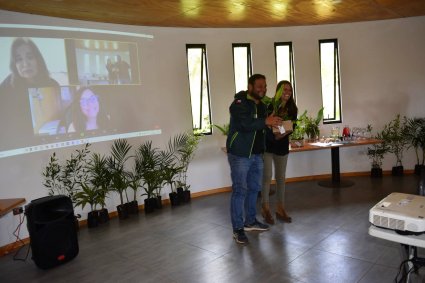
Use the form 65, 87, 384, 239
250, 91, 263, 101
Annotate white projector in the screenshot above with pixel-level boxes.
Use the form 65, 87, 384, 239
369, 192, 425, 234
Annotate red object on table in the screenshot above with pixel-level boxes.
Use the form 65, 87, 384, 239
342, 126, 351, 137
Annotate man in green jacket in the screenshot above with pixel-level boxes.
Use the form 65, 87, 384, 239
226, 74, 282, 244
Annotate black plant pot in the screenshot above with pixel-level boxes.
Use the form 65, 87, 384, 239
392, 166, 404, 176
144, 198, 156, 214
128, 200, 139, 214
371, 168, 383, 178
87, 210, 99, 228
183, 190, 191, 203
415, 164, 425, 176
98, 208, 109, 224
177, 187, 185, 203
169, 192, 180, 206
155, 196, 162, 209
117, 204, 129, 220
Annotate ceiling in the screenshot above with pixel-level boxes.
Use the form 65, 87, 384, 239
1, 0, 425, 28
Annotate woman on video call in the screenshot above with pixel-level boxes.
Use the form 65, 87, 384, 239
0, 37, 60, 92
67, 87, 110, 133
0, 37, 60, 150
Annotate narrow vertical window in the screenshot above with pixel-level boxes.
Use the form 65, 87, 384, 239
232, 43, 252, 92
319, 39, 342, 123
186, 44, 212, 134
274, 42, 296, 100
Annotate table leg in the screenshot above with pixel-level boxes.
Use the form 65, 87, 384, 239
318, 146, 354, 188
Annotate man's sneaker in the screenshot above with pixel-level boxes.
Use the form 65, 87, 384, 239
233, 229, 249, 244
244, 219, 270, 231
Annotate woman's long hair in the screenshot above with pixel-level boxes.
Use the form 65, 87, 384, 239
9, 37, 51, 86
71, 86, 110, 132
274, 80, 298, 120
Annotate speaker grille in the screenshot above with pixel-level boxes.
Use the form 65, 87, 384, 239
372, 215, 405, 230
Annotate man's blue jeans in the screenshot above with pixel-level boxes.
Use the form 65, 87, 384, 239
228, 153, 263, 231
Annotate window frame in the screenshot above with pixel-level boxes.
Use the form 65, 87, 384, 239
274, 41, 296, 101
319, 38, 342, 124
185, 44, 212, 135
232, 43, 252, 93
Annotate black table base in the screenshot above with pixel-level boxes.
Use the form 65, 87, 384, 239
317, 146, 355, 188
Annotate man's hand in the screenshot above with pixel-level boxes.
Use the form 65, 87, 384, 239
265, 114, 282, 128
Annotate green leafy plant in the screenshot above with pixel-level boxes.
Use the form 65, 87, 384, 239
291, 111, 306, 140
107, 139, 132, 206
162, 134, 187, 193
86, 153, 111, 210
213, 123, 229, 136
42, 152, 63, 196
290, 108, 324, 141
403, 117, 425, 166
381, 114, 408, 167
42, 143, 91, 204
175, 131, 202, 190
74, 183, 102, 212
136, 140, 165, 199
367, 130, 389, 169
304, 107, 324, 140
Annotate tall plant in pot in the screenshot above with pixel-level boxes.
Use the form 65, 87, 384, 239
86, 153, 112, 224
175, 131, 202, 203
366, 130, 388, 178
403, 117, 425, 175
107, 139, 132, 219
127, 159, 143, 214
381, 114, 408, 176
137, 141, 165, 213
42, 143, 91, 204
165, 134, 187, 206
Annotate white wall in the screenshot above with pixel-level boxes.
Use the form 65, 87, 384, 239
1, 10, 424, 248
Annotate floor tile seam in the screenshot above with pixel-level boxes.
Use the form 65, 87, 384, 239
311, 247, 379, 264
166, 226, 232, 246
354, 262, 379, 283
184, 241, 228, 257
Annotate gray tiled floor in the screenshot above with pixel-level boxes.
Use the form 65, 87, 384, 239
1, 174, 425, 283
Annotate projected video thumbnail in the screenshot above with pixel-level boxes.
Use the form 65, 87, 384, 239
0, 35, 157, 158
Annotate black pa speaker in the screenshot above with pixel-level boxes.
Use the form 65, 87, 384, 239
25, 195, 79, 269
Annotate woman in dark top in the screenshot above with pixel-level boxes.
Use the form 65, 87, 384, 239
261, 80, 298, 224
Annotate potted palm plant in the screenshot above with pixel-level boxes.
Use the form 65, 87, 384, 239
74, 183, 103, 228
107, 139, 132, 219
403, 117, 425, 175
127, 160, 142, 214
174, 131, 202, 203
381, 114, 408, 176
164, 134, 187, 206
85, 152, 112, 223
137, 140, 165, 213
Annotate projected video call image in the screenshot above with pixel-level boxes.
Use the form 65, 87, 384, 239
0, 33, 157, 158
29, 86, 116, 137
70, 39, 140, 86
